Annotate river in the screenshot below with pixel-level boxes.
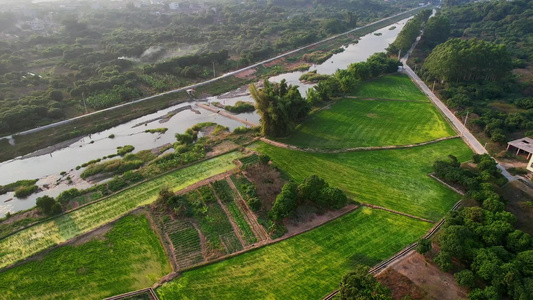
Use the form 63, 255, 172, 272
0, 16, 410, 217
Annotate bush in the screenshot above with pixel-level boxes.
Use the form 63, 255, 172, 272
14, 185, 38, 198
269, 182, 298, 221
36, 196, 62, 216
247, 197, 261, 212
454, 269, 475, 289
416, 238, 432, 254
259, 154, 270, 165
56, 188, 81, 204
117, 145, 134, 156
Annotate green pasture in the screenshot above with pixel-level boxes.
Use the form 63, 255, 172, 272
0, 151, 241, 270
0, 215, 170, 300
353, 74, 428, 101
282, 99, 455, 149
156, 207, 431, 299
253, 139, 472, 221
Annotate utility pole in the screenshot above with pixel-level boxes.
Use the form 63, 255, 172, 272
212, 61, 216, 78
432, 80, 436, 92
82, 92, 88, 114
398, 49, 401, 60
464, 111, 469, 126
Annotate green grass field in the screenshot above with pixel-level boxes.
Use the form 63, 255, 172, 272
353, 74, 428, 101
156, 207, 431, 299
281, 99, 455, 149
253, 139, 472, 221
0, 214, 171, 300
0, 151, 242, 270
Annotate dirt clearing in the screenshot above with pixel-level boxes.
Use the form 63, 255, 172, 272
382, 251, 467, 300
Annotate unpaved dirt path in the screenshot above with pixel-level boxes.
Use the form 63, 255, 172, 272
209, 183, 247, 249
361, 204, 435, 224
174, 169, 238, 196
226, 177, 270, 242
196, 103, 258, 127
259, 136, 461, 154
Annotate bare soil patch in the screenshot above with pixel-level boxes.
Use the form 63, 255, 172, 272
376, 268, 427, 300
284, 204, 358, 236
0, 208, 41, 226
384, 251, 467, 300
243, 163, 286, 211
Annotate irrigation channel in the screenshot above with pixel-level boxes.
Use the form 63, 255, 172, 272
0, 15, 413, 217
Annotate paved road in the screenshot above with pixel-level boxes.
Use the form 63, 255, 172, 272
0, 6, 427, 141
400, 59, 516, 181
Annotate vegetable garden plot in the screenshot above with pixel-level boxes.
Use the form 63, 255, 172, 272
165, 220, 203, 269
212, 180, 257, 245
0, 151, 242, 270
183, 188, 243, 254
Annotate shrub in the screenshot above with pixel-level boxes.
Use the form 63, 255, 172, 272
14, 185, 38, 198
454, 269, 475, 289
269, 182, 298, 221
247, 197, 261, 212
117, 145, 134, 156
36, 196, 62, 216
416, 238, 432, 254
259, 154, 270, 165
57, 188, 81, 204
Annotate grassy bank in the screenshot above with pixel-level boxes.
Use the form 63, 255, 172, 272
156, 207, 431, 299
0, 151, 241, 270
253, 139, 472, 221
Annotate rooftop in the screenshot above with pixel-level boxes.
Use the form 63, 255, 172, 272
508, 137, 533, 153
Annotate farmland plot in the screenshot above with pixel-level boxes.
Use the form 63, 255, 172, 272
282, 99, 455, 149
156, 208, 431, 300
353, 74, 429, 101
253, 139, 472, 221
0, 215, 170, 300
212, 180, 257, 245
183, 187, 243, 255
165, 220, 204, 269
0, 151, 241, 270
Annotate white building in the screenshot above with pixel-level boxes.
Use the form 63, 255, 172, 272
169, 2, 180, 10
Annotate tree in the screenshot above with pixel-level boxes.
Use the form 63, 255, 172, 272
423, 38, 512, 83
339, 265, 392, 300
36, 196, 62, 216
269, 182, 298, 221
259, 154, 270, 165
454, 269, 475, 289
421, 15, 451, 48
506, 230, 532, 253
250, 79, 309, 137
416, 238, 432, 254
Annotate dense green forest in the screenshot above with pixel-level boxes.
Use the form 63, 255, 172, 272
411, 0, 533, 152
0, 0, 412, 136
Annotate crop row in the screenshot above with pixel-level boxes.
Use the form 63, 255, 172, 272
0, 151, 242, 270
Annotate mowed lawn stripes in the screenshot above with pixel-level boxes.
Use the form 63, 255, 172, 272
254, 138, 472, 221
353, 73, 428, 101
282, 99, 455, 149
156, 207, 432, 300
